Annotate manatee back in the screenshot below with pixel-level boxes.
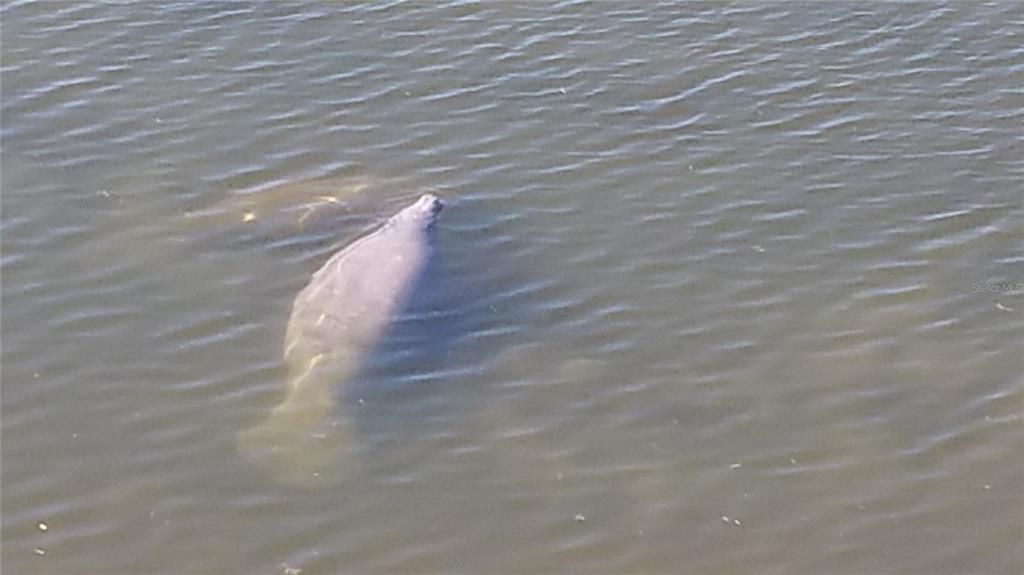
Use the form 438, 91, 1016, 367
283, 196, 440, 370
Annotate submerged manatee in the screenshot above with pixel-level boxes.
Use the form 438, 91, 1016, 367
238, 194, 444, 484
205, 174, 379, 227
177, 173, 394, 250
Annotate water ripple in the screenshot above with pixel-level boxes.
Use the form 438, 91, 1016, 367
3, 2, 1022, 574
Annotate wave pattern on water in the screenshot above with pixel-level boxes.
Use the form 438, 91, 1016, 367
2, 1, 1022, 574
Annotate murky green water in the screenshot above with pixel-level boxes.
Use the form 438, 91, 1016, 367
2, 2, 1021, 574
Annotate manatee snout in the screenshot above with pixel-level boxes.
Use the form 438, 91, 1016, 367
409, 193, 443, 222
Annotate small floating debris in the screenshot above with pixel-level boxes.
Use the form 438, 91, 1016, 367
574, 513, 586, 523
730, 462, 742, 469
281, 563, 302, 575
37, 521, 48, 532
995, 302, 1013, 312
34, 548, 46, 556
242, 211, 257, 223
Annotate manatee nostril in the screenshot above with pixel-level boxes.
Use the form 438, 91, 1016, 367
419, 194, 443, 216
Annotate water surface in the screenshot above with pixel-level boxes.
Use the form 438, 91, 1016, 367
2, 2, 1022, 574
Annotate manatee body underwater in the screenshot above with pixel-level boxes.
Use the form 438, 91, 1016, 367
238, 193, 444, 485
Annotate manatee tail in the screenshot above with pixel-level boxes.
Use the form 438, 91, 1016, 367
237, 375, 353, 486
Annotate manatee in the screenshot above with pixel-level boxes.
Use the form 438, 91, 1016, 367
177, 173, 396, 250
238, 193, 444, 484
201, 174, 379, 228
